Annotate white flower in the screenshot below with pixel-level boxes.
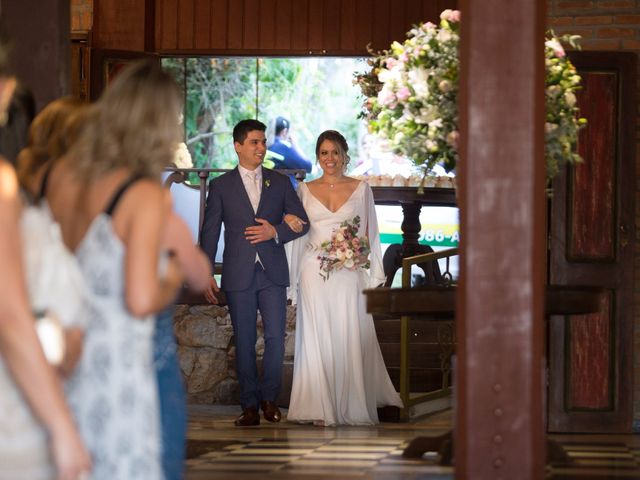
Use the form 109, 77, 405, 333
344, 258, 355, 269
446, 130, 460, 148
545, 122, 558, 134
377, 85, 396, 107
336, 249, 346, 260
173, 142, 193, 168
439, 80, 452, 92
436, 28, 453, 43
345, 249, 354, 259
546, 85, 562, 97
564, 91, 577, 107
335, 232, 345, 242
408, 67, 430, 98
378, 67, 402, 84
415, 107, 438, 125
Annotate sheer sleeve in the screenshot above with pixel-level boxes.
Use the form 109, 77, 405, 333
286, 183, 307, 305
363, 183, 386, 288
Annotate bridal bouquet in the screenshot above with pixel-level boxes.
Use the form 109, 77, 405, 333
316, 216, 371, 281
356, 8, 586, 180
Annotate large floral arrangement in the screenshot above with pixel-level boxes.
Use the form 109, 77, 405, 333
316, 216, 371, 281
356, 9, 586, 179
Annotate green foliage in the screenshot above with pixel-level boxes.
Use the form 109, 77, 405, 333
163, 57, 365, 179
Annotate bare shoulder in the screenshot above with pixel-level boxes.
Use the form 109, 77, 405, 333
119, 178, 167, 217
343, 176, 360, 184
345, 176, 365, 193
0, 159, 18, 200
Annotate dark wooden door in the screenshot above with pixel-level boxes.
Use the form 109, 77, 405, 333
548, 52, 636, 433
89, 49, 159, 100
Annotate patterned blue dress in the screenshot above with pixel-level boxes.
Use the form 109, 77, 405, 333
66, 212, 162, 479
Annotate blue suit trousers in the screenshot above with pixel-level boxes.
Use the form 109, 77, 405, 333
226, 262, 287, 409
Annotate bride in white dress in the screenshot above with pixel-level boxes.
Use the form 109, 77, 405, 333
286, 130, 402, 426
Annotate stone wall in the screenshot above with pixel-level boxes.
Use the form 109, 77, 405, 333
173, 304, 297, 405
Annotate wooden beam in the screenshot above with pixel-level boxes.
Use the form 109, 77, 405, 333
456, 1, 546, 478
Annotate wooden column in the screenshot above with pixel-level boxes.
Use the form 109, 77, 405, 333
456, 1, 546, 479
1, 0, 70, 111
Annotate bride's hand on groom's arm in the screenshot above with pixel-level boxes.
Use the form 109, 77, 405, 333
204, 277, 220, 304
245, 218, 277, 244
283, 214, 307, 233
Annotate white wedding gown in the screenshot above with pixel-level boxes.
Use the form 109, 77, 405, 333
287, 181, 402, 426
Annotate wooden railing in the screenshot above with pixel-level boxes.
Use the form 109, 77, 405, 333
397, 247, 458, 419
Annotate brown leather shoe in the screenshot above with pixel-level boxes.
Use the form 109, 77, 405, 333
235, 407, 260, 427
260, 400, 282, 423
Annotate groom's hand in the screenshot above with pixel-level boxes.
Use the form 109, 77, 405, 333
245, 218, 276, 244
204, 277, 220, 304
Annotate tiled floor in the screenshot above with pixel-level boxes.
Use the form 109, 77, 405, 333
185, 406, 640, 479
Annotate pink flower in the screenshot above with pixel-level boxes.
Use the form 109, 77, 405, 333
545, 38, 565, 58
396, 87, 411, 101
440, 9, 461, 23
377, 87, 397, 108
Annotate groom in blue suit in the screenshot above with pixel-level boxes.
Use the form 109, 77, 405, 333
201, 119, 309, 426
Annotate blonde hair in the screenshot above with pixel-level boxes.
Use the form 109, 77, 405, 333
16, 96, 84, 187
72, 60, 182, 180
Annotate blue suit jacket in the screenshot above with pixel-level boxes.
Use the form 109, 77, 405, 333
200, 167, 309, 292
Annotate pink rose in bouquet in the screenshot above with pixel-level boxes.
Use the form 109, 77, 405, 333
316, 216, 371, 281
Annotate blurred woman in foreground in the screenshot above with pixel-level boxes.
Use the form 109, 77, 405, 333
0, 83, 91, 480
46, 60, 185, 479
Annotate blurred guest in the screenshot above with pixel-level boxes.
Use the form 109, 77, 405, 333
155, 207, 210, 480
0, 82, 35, 164
0, 27, 91, 480
17, 97, 89, 381
16, 96, 83, 196
46, 60, 184, 479
267, 116, 312, 186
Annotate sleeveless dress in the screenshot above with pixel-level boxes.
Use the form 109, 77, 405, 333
286, 182, 403, 426
0, 182, 86, 479
65, 177, 163, 479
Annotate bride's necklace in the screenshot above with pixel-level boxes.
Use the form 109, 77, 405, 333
322, 177, 342, 188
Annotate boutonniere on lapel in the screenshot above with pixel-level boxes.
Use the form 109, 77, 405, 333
264, 179, 271, 188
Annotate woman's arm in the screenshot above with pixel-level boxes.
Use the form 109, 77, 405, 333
163, 211, 211, 292
119, 180, 184, 317
0, 161, 91, 478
